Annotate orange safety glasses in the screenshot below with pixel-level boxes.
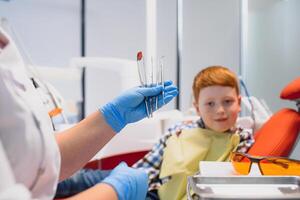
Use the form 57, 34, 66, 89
230, 151, 300, 176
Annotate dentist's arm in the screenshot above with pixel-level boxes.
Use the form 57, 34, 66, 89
56, 81, 178, 181
67, 183, 118, 200
67, 162, 148, 200
55, 110, 114, 181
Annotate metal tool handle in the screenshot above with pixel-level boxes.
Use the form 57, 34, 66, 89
186, 179, 193, 200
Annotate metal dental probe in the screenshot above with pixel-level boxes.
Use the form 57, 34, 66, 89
137, 51, 150, 118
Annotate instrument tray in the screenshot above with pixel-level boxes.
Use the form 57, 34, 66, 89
187, 175, 300, 199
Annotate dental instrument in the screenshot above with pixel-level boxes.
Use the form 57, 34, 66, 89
159, 56, 165, 105
137, 51, 150, 118
154, 56, 163, 110
150, 56, 154, 117
136, 51, 165, 118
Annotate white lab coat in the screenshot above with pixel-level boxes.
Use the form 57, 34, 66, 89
0, 28, 60, 199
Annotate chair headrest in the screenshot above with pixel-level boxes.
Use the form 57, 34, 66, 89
280, 77, 300, 100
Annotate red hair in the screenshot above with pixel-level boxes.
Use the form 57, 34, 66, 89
192, 66, 240, 101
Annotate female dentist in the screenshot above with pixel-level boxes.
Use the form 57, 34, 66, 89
0, 27, 178, 200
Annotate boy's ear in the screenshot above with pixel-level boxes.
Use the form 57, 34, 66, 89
193, 101, 201, 116
237, 95, 242, 112
238, 95, 242, 105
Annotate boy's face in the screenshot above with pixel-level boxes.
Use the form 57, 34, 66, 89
194, 85, 241, 132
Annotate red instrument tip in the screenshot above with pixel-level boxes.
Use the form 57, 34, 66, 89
137, 51, 143, 61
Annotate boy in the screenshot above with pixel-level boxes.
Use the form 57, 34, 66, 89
132, 66, 254, 199
56, 66, 254, 200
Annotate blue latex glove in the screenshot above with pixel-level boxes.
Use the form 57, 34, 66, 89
101, 162, 148, 200
100, 80, 178, 133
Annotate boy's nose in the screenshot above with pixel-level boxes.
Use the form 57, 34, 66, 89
216, 105, 225, 114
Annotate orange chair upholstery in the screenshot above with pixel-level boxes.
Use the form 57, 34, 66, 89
280, 77, 300, 100
248, 108, 300, 157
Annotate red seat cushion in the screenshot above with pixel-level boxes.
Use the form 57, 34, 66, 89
280, 77, 300, 100
248, 108, 300, 157
84, 150, 149, 170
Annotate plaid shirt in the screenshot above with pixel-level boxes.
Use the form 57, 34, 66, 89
132, 118, 254, 190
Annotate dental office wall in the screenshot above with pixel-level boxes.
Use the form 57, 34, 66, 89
245, 0, 300, 159
0, 0, 240, 113
0, 0, 81, 68
0, 0, 298, 114
180, 0, 241, 112
244, 0, 300, 112
85, 0, 177, 111
86, 0, 241, 113
181, 0, 300, 113
0, 0, 177, 111
85, 0, 241, 112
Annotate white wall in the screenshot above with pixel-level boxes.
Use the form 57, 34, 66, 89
86, 0, 177, 110
181, 0, 241, 111
156, 0, 177, 94
86, 0, 146, 60
245, 0, 300, 112
0, 0, 80, 67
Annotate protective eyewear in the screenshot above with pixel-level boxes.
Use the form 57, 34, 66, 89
230, 151, 300, 176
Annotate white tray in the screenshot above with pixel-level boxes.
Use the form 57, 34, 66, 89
187, 175, 300, 199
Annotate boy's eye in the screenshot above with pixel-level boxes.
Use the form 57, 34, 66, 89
206, 102, 215, 107
224, 99, 234, 105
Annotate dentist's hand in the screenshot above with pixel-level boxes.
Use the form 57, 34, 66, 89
100, 80, 178, 133
101, 162, 148, 200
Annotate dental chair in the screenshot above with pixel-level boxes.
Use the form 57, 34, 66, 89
247, 77, 300, 157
